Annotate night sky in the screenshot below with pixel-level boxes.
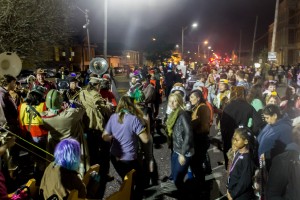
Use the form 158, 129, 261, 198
78, 0, 276, 54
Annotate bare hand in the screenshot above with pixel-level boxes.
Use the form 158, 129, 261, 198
149, 160, 154, 172
178, 154, 186, 166
5, 136, 15, 148
227, 190, 233, 200
260, 153, 265, 161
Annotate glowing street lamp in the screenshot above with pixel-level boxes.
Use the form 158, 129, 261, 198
181, 22, 198, 61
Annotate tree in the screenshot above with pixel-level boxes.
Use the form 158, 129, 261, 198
0, 0, 77, 66
144, 41, 174, 65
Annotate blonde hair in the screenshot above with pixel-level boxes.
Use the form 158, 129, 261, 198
168, 93, 184, 110
265, 94, 280, 105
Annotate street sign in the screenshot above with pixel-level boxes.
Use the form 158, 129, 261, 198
268, 52, 277, 61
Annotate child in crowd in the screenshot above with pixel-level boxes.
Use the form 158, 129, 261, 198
227, 127, 257, 200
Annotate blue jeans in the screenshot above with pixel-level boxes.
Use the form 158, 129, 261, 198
171, 152, 192, 188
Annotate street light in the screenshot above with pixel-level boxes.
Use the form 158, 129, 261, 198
181, 22, 197, 61
77, 7, 91, 61
198, 40, 209, 58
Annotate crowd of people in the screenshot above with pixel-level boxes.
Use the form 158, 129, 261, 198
0, 62, 299, 199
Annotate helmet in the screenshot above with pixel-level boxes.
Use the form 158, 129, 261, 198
46, 89, 63, 110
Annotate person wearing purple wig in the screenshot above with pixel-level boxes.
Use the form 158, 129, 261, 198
40, 138, 87, 199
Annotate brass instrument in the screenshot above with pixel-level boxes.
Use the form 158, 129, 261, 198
0, 52, 22, 77
89, 57, 108, 76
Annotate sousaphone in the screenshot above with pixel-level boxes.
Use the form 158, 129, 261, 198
0, 52, 22, 77
89, 57, 108, 76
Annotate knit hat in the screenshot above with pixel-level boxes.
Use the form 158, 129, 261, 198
31, 85, 46, 96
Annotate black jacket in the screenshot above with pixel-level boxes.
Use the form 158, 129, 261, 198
172, 110, 194, 156
267, 143, 300, 200
221, 99, 256, 153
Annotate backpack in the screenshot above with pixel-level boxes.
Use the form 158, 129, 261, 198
199, 86, 214, 126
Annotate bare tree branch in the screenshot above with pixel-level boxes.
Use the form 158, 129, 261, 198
0, 0, 78, 66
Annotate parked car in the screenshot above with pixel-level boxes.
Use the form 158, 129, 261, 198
44, 69, 56, 78
17, 69, 35, 84
114, 67, 125, 74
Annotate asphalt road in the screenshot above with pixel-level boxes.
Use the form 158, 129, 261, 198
103, 74, 288, 200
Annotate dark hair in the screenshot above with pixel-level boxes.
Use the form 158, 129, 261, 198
0, 75, 16, 87
234, 127, 258, 166
246, 84, 264, 105
190, 89, 205, 104
25, 91, 45, 106
230, 86, 246, 101
285, 86, 295, 99
236, 70, 245, 79
262, 104, 282, 118
253, 76, 263, 86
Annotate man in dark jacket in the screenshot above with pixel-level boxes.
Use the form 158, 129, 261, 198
267, 124, 300, 200
0, 75, 18, 133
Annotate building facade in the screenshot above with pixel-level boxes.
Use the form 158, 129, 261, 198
268, 0, 300, 65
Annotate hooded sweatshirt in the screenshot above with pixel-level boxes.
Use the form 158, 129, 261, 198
257, 114, 293, 157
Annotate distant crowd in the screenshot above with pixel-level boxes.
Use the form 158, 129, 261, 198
0, 62, 300, 199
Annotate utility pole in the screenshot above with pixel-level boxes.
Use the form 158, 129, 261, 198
104, 0, 108, 60
271, 0, 279, 52
85, 10, 91, 61
77, 6, 91, 61
238, 30, 242, 64
251, 16, 258, 63
181, 26, 187, 61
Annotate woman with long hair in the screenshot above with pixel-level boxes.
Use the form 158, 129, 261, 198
258, 104, 293, 171
163, 93, 194, 193
102, 96, 151, 199
246, 84, 266, 132
189, 90, 211, 184
246, 84, 264, 112
40, 138, 87, 199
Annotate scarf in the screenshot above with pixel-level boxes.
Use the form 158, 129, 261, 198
166, 107, 181, 137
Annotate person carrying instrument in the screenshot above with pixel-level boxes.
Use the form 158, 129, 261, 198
79, 77, 112, 198
41, 89, 85, 156
63, 77, 81, 104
